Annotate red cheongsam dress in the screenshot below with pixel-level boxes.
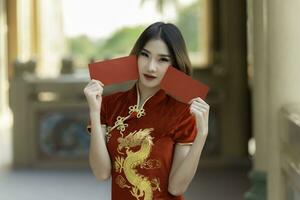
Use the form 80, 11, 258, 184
87, 83, 197, 200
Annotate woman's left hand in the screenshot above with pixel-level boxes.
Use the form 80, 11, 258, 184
189, 97, 210, 138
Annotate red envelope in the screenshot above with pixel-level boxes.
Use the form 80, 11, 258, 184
88, 55, 138, 85
160, 66, 209, 103
88, 56, 209, 103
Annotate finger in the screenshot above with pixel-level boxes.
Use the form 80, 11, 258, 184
192, 111, 206, 126
188, 97, 201, 104
190, 102, 205, 110
86, 80, 96, 87
88, 84, 103, 90
191, 106, 208, 122
191, 100, 208, 107
189, 97, 201, 102
91, 79, 100, 87
192, 106, 208, 114
92, 79, 104, 87
190, 107, 196, 115
190, 107, 204, 117
191, 99, 208, 107
191, 101, 209, 110
190, 104, 207, 114
191, 97, 208, 104
89, 88, 102, 93
191, 106, 207, 113
85, 87, 101, 94
188, 98, 198, 104
87, 81, 99, 89
191, 111, 205, 123
97, 80, 104, 87
88, 82, 104, 91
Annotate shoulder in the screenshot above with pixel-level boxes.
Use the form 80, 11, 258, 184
165, 94, 190, 115
166, 95, 196, 141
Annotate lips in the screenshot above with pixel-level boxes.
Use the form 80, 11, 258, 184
144, 74, 157, 79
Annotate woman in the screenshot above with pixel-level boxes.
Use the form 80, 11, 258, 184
84, 22, 209, 200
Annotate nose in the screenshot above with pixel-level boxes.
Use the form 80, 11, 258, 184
147, 59, 157, 72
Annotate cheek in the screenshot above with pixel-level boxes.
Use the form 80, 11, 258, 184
160, 65, 169, 77
137, 57, 146, 72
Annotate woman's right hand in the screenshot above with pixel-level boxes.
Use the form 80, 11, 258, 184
83, 79, 104, 113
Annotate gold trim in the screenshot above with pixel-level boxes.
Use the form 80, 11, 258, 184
176, 142, 194, 146
116, 175, 131, 189
129, 105, 145, 118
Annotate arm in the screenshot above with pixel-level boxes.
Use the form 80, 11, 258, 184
89, 112, 112, 181
168, 97, 209, 196
168, 134, 207, 196
84, 79, 112, 181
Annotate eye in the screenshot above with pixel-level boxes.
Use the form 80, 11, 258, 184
159, 57, 170, 62
140, 51, 149, 57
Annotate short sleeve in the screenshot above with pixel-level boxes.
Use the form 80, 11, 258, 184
172, 107, 197, 145
86, 97, 108, 134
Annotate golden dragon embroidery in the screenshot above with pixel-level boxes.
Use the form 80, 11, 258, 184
114, 128, 160, 200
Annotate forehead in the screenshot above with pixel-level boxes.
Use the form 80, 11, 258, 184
143, 39, 170, 55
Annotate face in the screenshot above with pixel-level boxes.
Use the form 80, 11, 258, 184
137, 39, 172, 89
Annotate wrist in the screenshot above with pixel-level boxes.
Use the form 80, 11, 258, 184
197, 130, 208, 139
89, 110, 100, 118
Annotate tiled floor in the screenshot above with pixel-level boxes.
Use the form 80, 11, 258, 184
0, 166, 250, 200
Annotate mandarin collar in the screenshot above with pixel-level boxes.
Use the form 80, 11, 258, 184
127, 83, 166, 109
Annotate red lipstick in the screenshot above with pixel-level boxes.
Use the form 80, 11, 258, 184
144, 74, 156, 80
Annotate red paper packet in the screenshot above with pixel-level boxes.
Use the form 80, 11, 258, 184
88, 56, 209, 103
88, 55, 138, 85
160, 66, 209, 103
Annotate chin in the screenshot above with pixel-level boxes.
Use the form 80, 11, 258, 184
139, 78, 160, 89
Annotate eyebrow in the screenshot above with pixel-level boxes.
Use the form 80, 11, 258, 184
141, 48, 171, 57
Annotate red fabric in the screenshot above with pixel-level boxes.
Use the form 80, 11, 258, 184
88, 83, 197, 200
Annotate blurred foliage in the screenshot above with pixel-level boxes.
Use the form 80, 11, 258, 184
97, 26, 145, 59
66, 1, 202, 67
67, 35, 102, 66
67, 26, 144, 66
176, 1, 201, 52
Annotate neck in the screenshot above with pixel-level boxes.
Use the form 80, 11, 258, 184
137, 81, 160, 105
